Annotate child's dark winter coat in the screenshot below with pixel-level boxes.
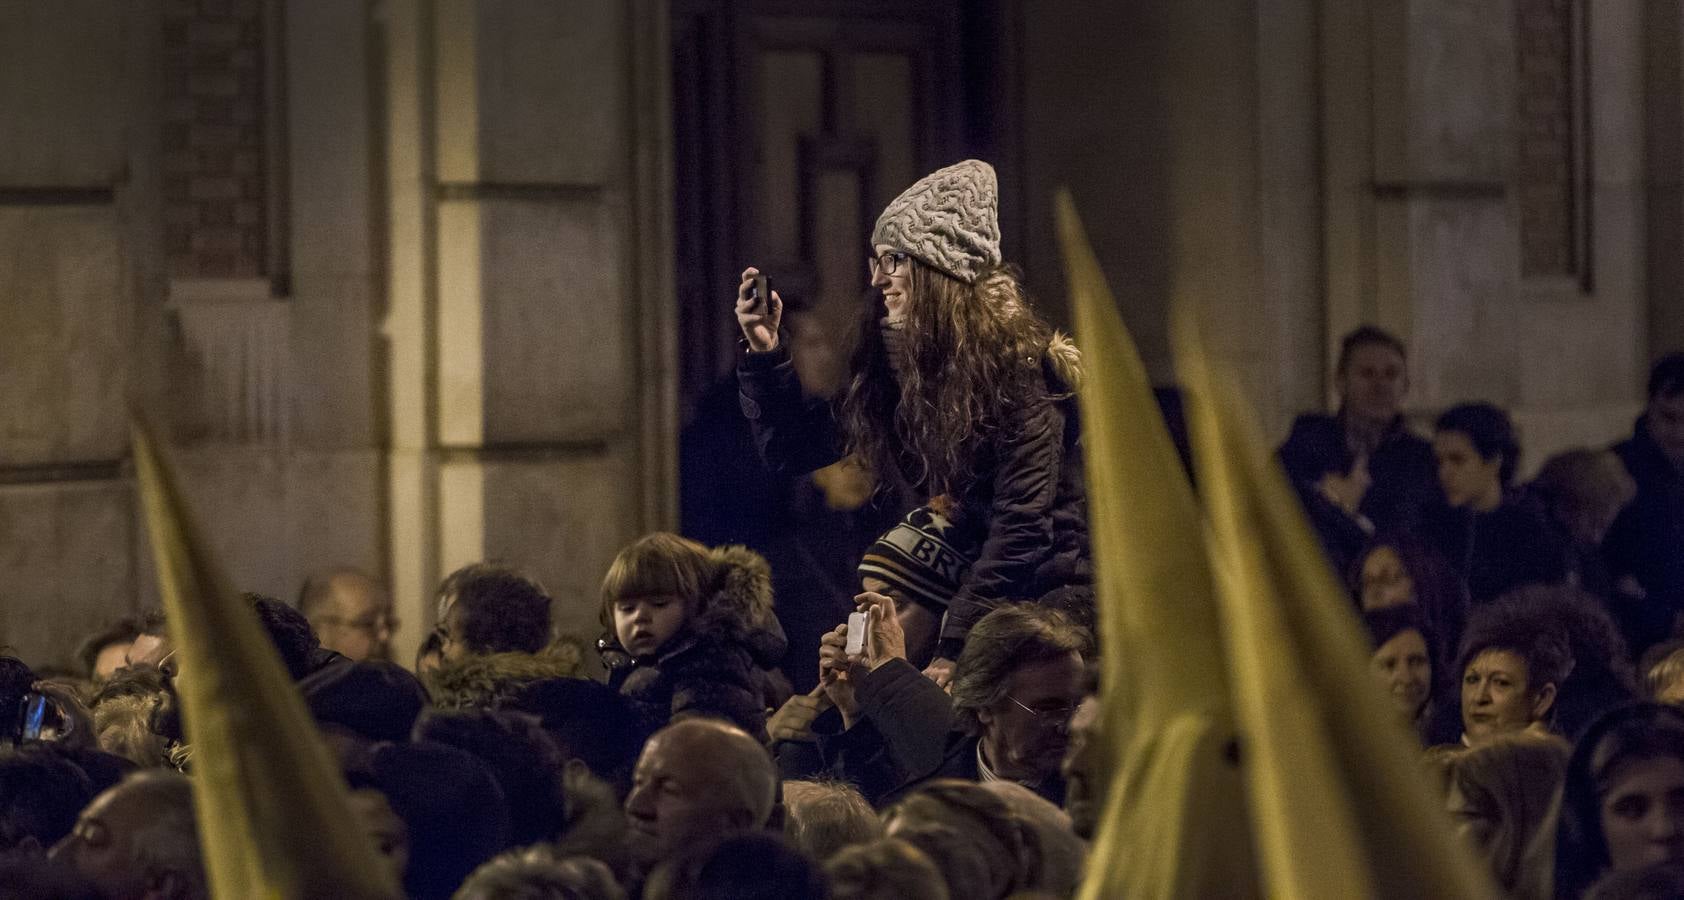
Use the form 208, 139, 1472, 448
601, 545, 788, 738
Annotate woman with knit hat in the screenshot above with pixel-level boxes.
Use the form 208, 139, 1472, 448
735, 160, 1091, 686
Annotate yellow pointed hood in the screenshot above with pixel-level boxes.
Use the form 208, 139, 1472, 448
1172, 313, 1497, 899
131, 417, 400, 899
1057, 192, 1256, 900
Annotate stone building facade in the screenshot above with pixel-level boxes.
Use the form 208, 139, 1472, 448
2, 0, 1679, 668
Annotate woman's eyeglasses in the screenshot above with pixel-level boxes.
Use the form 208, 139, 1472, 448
868, 251, 912, 278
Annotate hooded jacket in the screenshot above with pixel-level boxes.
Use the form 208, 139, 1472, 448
738, 334, 1091, 658
424, 645, 585, 711
600, 545, 789, 738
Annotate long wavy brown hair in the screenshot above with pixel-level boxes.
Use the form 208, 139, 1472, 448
837, 261, 1054, 497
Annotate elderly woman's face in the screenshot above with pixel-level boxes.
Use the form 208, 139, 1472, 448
979, 651, 1084, 782
1461, 649, 1549, 744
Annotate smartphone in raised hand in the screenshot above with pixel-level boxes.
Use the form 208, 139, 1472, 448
750, 274, 772, 313
845, 611, 868, 656
17, 693, 62, 742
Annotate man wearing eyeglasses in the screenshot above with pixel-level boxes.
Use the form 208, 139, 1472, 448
297, 567, 397, 663
810, 596, 1087, 806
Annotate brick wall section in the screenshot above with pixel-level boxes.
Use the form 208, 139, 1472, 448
1515, 0, 1576, 278
162, 0, 268, 279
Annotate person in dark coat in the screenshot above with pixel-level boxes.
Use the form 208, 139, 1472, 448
597, 533, 788, 739
1526, 449, 1638, 599
1604, 352, 1684, 640
1526, 448, 1665, 657
681, 321, 905, 695
734, 160, 1090, 688
1431, 402, 1568, 605
1278, 412, 1375, 580
1332, 326, 1445, 532
796, 598, 1087, 807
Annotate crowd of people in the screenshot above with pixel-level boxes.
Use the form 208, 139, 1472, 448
2, 159, 1683, 899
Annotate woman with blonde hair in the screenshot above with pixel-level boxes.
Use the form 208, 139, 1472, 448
1444, 731, 1572, 897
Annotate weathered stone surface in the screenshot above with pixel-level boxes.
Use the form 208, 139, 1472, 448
0, 207, 128, 467
1406, 0, 1512, 181
452, 454, 637, 646
438, 197, 631, 445
170, 447, 382, 603
288, 272, 378, 449
1406, 198, 1518, 407
0, 481, 136, 670
436, 0, 625, 186
0, 2, 125, 185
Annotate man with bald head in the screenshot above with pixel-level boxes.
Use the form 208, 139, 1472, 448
298, 567, 396, 661
623, 719, 778, 870
50, 770, 206, 900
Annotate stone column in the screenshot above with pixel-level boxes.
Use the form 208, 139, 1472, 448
379, 0, 676, 663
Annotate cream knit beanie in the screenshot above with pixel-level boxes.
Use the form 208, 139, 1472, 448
870, 159, 1002, 284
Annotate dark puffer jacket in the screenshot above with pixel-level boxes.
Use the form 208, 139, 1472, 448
738, 335, 1091, 658
600, 546, 789, 739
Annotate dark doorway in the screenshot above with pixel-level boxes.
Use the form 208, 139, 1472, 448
671, 0, 1019, 689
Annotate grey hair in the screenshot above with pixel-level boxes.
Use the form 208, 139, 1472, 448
453, 847, 625, 900
950, 604, 1089, 733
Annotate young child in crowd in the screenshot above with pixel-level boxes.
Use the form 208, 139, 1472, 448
598, 533, 789, 738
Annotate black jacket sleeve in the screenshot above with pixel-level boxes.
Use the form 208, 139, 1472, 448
807, 707, 904, 804
772, 735, 827, 781
855, 658, 959, 783
736, 341, 846, 475
938, 395, 1066, 651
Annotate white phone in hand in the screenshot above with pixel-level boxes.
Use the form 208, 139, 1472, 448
846, 611, 868, 655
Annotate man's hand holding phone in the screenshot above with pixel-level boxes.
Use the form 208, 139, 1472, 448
735, 266, 783, 352
848, 592, 907, 674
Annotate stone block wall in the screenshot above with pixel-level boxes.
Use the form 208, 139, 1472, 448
161, 0, 270, 279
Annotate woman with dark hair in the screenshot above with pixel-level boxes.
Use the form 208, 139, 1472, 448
1497, 585, 1639, 742
1351, 532, 1470, 660
1362, 604, 1440, 743
1455, 597, 1574, 746
1432, 402, 1569, 604
1555, 704, 1684, 899
1352, 533, 1470, 747
736, 160, 1090, 685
